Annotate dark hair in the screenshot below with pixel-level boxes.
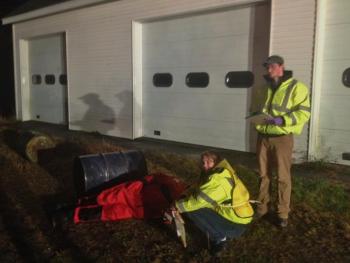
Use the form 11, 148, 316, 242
188, 151, 222, 198
200, 151, 222, 167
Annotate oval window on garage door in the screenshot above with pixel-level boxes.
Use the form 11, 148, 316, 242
342, 68, 350, 87
32, 74, 42, 85
59, 74, 67, 85
45, 74, 55, 85
225, 71, 254, 88
186, 72, 209, 88
153, 73, 173, 87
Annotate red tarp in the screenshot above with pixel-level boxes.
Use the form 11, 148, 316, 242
74, 173, 186, 223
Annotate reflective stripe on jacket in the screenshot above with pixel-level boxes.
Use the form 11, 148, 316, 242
175, 160, 253, 224
256, 77, 311, 135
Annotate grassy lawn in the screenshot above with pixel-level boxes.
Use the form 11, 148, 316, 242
0, 120, 349, 262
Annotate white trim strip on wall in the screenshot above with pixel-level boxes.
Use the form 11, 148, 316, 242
132, 21, 143, 139
12, 25, 20, 119
308, 0, 325, 160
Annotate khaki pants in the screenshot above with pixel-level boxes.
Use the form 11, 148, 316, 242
256, 133, 294, 219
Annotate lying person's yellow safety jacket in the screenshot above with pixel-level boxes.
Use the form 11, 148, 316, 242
176, 159, 254, 224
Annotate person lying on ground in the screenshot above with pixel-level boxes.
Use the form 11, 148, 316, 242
50, 172, 185, 226
172, 151, 254, 255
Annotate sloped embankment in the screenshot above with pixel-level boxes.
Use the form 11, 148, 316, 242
0, 123, 349, 262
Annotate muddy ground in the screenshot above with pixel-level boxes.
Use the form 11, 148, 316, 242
0, 120, 349, 263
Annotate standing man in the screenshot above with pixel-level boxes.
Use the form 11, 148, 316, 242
255, 55, 310, 227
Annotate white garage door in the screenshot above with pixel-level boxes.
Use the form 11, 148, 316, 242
315, 0, 350, 164
29, 33, 68, 124
142, 5, 268, 151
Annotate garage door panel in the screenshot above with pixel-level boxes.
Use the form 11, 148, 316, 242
141, 5, 269, 151
143, 8, 251, 45
29, 34, 67, 124
323, 24, 350, 60
317, 129, 350, 164
143, 92, 247, 121
33, 101, 66, 122
33, 89, 66, 106
30, 35, 65, 73
319, 129, 350, 146
142, 84, 248, 97
319, 95, 350, 131
324, 0, 350, 25
315, 0, 350, 163
320, 60, 350, 96
143, 115, 246, 151
143, 36, 250, 69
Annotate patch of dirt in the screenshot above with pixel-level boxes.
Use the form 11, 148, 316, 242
0, 121, 349, 262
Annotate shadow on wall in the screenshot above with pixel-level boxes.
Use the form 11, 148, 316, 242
115, 90, 132, 123
115, 90, 134, 137
70, 93, 116, 135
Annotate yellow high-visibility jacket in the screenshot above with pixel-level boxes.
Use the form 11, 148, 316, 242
256, 77, 311, 135
175, 159, 254, 224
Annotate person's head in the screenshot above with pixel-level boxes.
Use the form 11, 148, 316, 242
263, 55, 284, 81
200, 151, 221, 172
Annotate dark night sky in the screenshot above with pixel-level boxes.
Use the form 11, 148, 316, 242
0, 0, 30, 117
0, 0, 30, 17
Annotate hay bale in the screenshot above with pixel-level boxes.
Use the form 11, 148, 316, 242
25, 134, 56, 162
2, 129, 56, 162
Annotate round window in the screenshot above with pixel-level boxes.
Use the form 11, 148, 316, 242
225, 71, 254, 88
342, 68, 350, 87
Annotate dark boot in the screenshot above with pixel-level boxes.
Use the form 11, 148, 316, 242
51, 208, 74, 228
210, 238, 228, 257
78, 206, 102, 221
278, 218, 288, 228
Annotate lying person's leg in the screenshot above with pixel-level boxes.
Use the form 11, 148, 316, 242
74, 205, 103, 223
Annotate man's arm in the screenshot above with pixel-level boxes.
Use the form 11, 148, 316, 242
283, 83, 311, 127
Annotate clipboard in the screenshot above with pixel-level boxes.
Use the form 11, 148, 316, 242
245, 112, 271, 125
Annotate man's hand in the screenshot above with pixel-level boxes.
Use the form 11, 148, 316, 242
265, 116, 284, 126
163, 205, 178, 224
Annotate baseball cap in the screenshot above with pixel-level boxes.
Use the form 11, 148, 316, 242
263, 55, 284, 67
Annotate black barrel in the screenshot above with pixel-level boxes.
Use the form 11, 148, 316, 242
74, 150, 147, 196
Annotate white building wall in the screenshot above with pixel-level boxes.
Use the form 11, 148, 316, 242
13, 0, 267, 138
11, 0, 316, 160
269, 0, 316, 161
310, 0, 350, 165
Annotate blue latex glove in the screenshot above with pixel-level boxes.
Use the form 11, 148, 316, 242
265, 116, 284, 126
